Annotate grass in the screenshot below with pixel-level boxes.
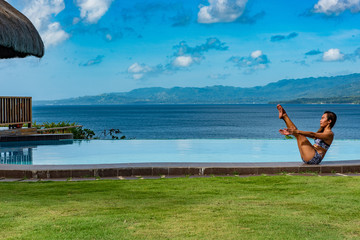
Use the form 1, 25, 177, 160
1, 176, 360, 239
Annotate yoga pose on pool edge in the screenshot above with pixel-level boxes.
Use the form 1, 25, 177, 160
277, 104, 337, 164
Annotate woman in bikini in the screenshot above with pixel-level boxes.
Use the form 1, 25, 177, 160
277, 104, 337, 164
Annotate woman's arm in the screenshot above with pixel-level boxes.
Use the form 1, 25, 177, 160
288, 129, 333, 140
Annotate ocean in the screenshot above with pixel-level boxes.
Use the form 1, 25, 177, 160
32, 104, 360, 140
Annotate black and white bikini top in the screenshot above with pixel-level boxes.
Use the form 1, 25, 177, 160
314, 138, 330, 150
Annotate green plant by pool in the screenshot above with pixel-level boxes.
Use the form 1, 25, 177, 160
0, 176, 360, 239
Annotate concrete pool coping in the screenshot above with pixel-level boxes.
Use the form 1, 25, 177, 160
0, 133, 73, 142
1, 160, 360, 179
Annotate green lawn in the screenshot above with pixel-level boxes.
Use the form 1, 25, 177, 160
1, 176, 360, 240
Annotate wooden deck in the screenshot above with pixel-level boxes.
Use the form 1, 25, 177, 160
0, 96, 74, 141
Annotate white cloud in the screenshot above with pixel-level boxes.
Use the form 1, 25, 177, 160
323, 48, 344, 61
255, 64, 267, 69
251, 50, 262, 59
23, 0, 64, 30
76, 0, 113, 23
172, 56, 194, 67
106, 34, 112, 41
128, 63, 153, 79
313, 0, 360, 15
41, 22, 69, 47
128, 63, 149, 73
228, 50, 270, 73
126, 38, 228, 80
131, 74, 143, 80
198, 0, 248, 23
171, 38, 228, 68
23, 0, 68, 47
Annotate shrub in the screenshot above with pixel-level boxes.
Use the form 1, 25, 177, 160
32, 122, 125, 140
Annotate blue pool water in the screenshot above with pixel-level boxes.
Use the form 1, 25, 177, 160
0, 139, 359, 165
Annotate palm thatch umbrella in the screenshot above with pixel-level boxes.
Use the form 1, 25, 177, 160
0, 0, 44, 59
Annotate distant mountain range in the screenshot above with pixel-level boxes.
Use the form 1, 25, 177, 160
34, 73, 360, 105
272, 96, 360, 104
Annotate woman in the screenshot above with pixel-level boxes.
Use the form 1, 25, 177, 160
277, 104, 337, 164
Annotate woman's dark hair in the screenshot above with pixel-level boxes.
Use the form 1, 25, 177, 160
324, 111, 337, 129
317, 111, 337, 133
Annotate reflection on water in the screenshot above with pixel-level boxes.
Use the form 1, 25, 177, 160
0, 148, 33, 165
0, 140, 73, 165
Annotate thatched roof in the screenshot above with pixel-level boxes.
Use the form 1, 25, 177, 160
0, 0, 44, 59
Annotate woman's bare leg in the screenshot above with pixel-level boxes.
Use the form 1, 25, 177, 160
277, 105, 316, 162
296, 137, 317, 162
277, 104, 297, 129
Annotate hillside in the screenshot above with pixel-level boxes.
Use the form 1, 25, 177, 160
272, 96, 360, 104
34, 73, 360, 105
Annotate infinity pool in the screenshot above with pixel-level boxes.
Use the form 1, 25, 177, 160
0, 139, 359, 165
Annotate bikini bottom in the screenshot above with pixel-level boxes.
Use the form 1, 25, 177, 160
302, 150, 323, 165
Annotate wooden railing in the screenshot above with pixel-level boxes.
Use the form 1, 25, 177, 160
0, 97, 32, 127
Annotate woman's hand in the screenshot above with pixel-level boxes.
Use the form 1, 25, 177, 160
279, 128, 290, 135
279, 128, 297, 135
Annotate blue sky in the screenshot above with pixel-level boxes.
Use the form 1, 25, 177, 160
2, 0, 360, 100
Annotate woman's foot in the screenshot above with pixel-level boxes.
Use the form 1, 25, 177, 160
277, 104, 287, 119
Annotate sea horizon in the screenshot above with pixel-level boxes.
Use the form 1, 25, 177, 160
32, 104, 360, 140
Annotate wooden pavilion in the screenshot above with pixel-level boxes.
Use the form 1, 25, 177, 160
0, 96, 73, 141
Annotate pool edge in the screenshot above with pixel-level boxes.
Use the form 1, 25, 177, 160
1, 160, 360, 179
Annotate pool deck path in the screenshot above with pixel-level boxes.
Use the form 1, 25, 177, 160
1, 160, 360, 179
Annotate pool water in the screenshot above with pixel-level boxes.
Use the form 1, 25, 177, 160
0, 139, 359, 165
